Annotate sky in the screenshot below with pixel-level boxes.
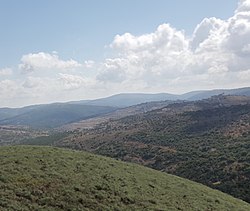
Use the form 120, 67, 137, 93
1, 0, 250, 107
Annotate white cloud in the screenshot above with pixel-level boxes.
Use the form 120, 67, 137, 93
84, 60, 95, 68
238, 68, 250, 81
97, 58, 127, 83
224, 9, 250, 58
112, 23, 188, 53
98, 0, 250, 92
0, 68, 13, 76
19, 52, 82, 73
236, 0, 250, 13
2, 0, 250, 107
59, 73, 96, 90
0, 80, 19, 95
108, 23, 190, 83
191, 17, 226, 51
22, 76, 46, 89
0, 80, 24, 107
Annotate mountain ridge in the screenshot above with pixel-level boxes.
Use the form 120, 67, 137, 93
72, 87, 250, 107
0, 104, 117, 129
1, 87, 250, 129
2, 86, 250, 109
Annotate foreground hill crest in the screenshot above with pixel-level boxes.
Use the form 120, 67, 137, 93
0, 146, 249, 211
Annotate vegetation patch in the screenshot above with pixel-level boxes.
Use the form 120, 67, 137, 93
0, 146, 249, 210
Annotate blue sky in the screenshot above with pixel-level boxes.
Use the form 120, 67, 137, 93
1, 0, 250, 107
0, 0, 237, 67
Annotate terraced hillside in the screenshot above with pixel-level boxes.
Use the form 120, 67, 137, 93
0, 146, 249, 210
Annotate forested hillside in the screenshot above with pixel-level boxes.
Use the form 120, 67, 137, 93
57, 95, 250, 202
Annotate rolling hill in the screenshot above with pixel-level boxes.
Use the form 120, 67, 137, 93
56, 95, 250, 203
0, 105, 43, 121
62, 100, 179, 130
181, 87, 250, 101
62, 87, 250, 130
0, 104, 117, 129
71, 87, 250, 107
71, 93, 178, 107
1, 87, 250, 130
0, 146, 249, 210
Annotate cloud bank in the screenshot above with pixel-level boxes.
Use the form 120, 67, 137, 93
1, 0, 250, 107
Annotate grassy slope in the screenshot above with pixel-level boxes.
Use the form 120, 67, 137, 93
0, 146, 249, 211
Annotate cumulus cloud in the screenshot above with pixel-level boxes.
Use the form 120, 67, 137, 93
59, 73, 96, 90
0, 80, 18, 95
0, 80, 24, 107
2, 0, 250, 107
97, 58, 127, 83
112, 23, 188, 53
191, 17, 226, 51
19, 52, 82, 73
225, 6, 250, 58
84, 60, 95, 68
22, 76, 46, 89
107, 23, 191, 83
98, 0, 250, 92
236, 0, 250, 13
0, 68, 13, 76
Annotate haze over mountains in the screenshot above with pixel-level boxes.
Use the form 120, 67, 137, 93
73, 87, 250, 107
0, 104, 117, 129
0, 87, 250, 129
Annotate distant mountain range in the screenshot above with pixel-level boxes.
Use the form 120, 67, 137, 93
1, 87, 250, 129
71, 87, 250, 107
180, 87, 250, 101
70, 93, 177, 107
0, 104, 117, 129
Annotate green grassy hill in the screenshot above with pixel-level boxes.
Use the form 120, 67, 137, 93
0, 146, 249, 211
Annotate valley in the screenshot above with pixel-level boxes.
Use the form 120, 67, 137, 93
2, 0, 250, 209
1, 90, 250, 207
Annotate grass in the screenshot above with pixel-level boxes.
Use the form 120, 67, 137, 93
0, 146, 249, 211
